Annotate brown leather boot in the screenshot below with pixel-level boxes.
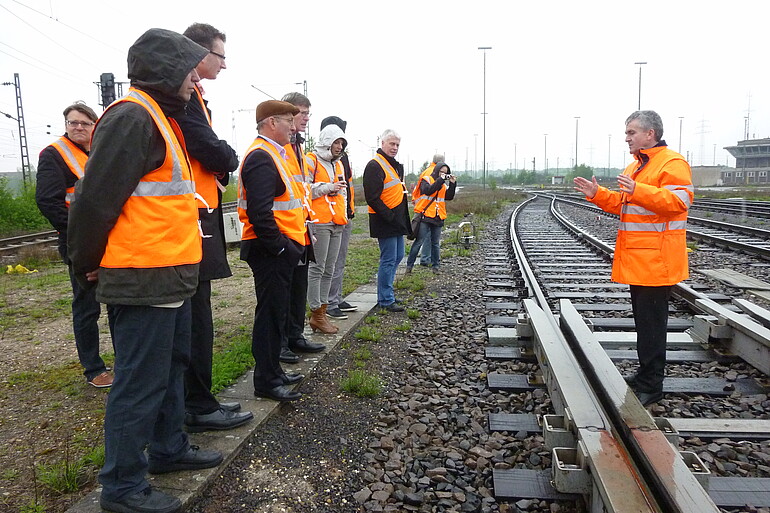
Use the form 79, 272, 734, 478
309, 304, 339, 334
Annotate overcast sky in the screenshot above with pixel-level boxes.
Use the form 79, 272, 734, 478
1, 0, 768, 178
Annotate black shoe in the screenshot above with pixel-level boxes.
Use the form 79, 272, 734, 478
338, 301, 358, 312
380, 302, 405, 312
184, 408, 254, 433
281, 373, 305, 385
148, 445, 223, 475
254, 384, 302, 402
219, 401, 241, 412
326, 307, 348, 319
289, 337, 326, 353
623, 374, 638, 388
279, 347, 300, 363
636, 390, 664, 406
419, 262, 430, 267
100, 487, 181, 513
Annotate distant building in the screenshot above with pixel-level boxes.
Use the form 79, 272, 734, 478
551, 175, 565, 185
690, 166, 726, 187
723, 138, 770, 185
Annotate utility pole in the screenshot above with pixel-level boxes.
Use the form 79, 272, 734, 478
478, 46, 492, 190
2, 73, 31, 186
574, 116, 580, 171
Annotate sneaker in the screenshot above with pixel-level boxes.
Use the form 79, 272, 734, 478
100, 487, 181, 513
404, 266, 413, 274
380, 302, 405, 313
88, 371, 113, 388
326, 307, 348, 319
338, 301, 358, 312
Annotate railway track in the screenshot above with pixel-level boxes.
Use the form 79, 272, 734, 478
484, 195, 770, 512
0, 230, 58, 257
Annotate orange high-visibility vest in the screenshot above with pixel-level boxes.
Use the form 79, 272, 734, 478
412, 164, 435, 201
367, 153, 407, 214
50, 136, 87, 208
414, 175, 448, 220
238, 138, 308, 245
285, 141, 313, 220
189, 84, 221, 210
306, 153, 348, 225
590, 145, 693, 286
100, 88, 201, 269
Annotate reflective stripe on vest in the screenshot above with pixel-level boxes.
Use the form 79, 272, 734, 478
665, 184, 694, 208
368, 154, 406, 214
307, 152, 348, 225
190, 84, 220, 210
238, 138, 307, 245
100, 88, 201, 269
50, 137, 87, 207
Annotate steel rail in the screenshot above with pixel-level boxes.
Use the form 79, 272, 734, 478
0, 230, 58, 256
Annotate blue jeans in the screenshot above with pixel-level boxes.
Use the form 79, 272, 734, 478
68, 265, 114, 380
377, 236, 404, 306
99, 301, 191, 502
407, 222, 442, 269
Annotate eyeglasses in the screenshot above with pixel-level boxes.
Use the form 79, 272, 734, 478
298, 110, 311, 118
66, 120, 95, 128
209, 50, 226, 61
273, 116, 295, 125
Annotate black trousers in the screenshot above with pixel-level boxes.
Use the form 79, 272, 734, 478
630, 285, 672, 394
283, 258, 309, 347
247, 245, 302, 389
184, 279, 220, 414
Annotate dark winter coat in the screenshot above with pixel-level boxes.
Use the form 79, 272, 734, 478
67, 28, 208, 305
35, 134, 86, 261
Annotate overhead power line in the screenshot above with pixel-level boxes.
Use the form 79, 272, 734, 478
0, 3, 104, 70
11, 0, 123, 54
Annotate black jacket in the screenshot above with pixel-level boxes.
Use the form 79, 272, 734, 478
68, 28, 208, 305
176, 87, 238, 281
363, 149, 411, 238
35, 134, 86, 261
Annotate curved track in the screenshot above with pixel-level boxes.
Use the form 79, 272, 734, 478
488, 195, 770, 512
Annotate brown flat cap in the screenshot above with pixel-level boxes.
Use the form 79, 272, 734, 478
256, 100, 300, 123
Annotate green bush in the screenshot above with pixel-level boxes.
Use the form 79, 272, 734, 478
0, 178, 51, 236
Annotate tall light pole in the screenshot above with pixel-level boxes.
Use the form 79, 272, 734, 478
634, 61, 647, 110
678, 116, 684, 154
478, 46, 492, 189
574, 117, 580, 170
544, 134, 548, 173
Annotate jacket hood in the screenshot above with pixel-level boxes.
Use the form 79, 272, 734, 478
432, 162, 451, 177
128, 28, 208, 98
315, 124, 347, 162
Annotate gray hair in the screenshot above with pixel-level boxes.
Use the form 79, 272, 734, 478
281, 92, 310, 108
626, 110, 664, 142
380, 129, 400, 143
432, 153, 444, 164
